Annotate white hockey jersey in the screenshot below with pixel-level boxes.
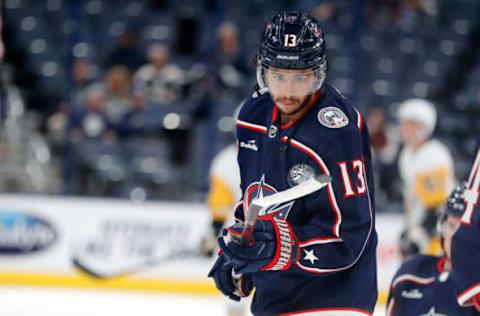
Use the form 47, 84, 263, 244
399, 139, 455, 252
207, 144, 241, 222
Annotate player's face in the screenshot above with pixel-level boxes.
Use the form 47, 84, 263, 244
399, 119, 427, 146
266, 67, 316, 116
443, 215, 461, 261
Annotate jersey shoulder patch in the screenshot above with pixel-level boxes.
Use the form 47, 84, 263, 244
317, 106, 349, 129
318, 84, 362, 131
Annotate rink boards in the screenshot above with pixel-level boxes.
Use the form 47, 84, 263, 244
0, 194, 403, 305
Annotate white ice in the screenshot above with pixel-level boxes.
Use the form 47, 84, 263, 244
0, 286, 384, 316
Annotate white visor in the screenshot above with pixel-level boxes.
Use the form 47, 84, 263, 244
256, 64, 326, 98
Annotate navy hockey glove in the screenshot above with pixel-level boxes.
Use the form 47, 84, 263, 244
207, 252, 253, 301
219, 217, 299, 274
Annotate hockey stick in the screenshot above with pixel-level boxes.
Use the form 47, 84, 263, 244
241, 174, 331, 246
72, 247, 197, 279
72, 174, 331, 279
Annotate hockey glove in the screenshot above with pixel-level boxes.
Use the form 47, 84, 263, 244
219, 217, 299, 274
207, 252, 253, 301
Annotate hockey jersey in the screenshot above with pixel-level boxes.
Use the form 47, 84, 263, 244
451, 147, 480, 308
398, 139, 455, 254
234, 84, 377, 315
207, 144, 242, 223
387, 255, 477, 316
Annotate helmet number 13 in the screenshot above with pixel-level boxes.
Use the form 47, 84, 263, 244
284, 34, 297, 47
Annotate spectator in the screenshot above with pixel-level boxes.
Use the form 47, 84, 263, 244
367, 107, 401, 204
133, 43, 185, 107
397, 0, 438, 29
68, 58, 96, 112
103, 66, 134, 125
298, 0, 339, 23
117, 95, 147, 138
105, 29, 145, 72
66, 86, 118, 194
68, 86, 114, 142
207, 21, 250, 107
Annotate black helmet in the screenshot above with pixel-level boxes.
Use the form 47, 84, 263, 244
437, 182, 467, 236
258, 11, 328, 71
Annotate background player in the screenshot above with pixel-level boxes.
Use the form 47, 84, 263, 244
397, 98, 455, 257
209, 11, 377, 315
451, 145, 480, 311
387, 183, 478, 315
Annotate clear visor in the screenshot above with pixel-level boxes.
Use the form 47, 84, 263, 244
256, 65, 326, 98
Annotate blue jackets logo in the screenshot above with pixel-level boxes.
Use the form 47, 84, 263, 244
318, 107, 349, 129
0, 210, 57, 254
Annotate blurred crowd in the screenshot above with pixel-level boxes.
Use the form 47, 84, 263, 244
2, 0, 479, 208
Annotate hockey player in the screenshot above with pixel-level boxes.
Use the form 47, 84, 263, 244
397, 98, 455, 257
208, 11, 377, 315
450, 146, 480, 311
387, 184, 478, 315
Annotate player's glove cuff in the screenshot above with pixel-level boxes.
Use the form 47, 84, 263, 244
261, 217, 299, 271
219, 218, 299, 273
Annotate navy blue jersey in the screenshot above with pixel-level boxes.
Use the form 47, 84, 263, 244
387, 255, 478, 315
234, 84, 377, 315
451, 148, 480, 307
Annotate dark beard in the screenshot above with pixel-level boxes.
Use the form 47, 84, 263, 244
279, 94, 312, 124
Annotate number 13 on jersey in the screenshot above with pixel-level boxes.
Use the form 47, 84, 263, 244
338, 159, 367, 198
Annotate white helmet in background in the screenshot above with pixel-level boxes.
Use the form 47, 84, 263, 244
397, 98, 437, 139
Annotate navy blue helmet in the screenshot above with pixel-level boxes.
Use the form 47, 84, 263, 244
258, 11, 328, 71
256, 11, 328, 95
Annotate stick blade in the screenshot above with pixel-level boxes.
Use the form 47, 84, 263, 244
252, 174, 331, 208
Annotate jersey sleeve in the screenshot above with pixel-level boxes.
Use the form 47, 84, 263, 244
291, 125, 376, 275
451, 148, 480, 307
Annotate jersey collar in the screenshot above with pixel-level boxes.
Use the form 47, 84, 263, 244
271, 89, 322, 129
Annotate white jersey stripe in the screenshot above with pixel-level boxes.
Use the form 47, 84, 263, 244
467, 149, 480, 187
463, 149, 480, 224
354, 108, 363, 131
391, 274, 435, 288
457, 282, 480, 306
236, 120, 268, 133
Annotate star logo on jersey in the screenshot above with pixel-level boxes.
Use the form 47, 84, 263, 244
419, 307, 447, 316
318, 107, 349, 129
401, 289, 423, 299
243, 175, 294, 220
303, 249, 318, 264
